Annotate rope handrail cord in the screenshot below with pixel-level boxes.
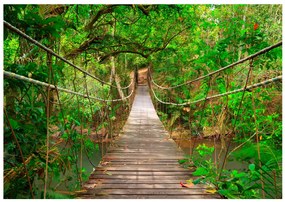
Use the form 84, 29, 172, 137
4, 20, 132, 90
4, 70, 134, 102
150, 75, 282, 106
150, 41, 282, 90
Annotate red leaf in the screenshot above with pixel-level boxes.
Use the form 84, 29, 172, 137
180, 181, 194, 188
254, 23, 259, 30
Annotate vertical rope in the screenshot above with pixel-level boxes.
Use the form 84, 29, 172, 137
250, 65, 265, 198
44, 51, 53, 199
218, 59, 254, 180
4, 109, 35, 199
72, 68, 83, 186
188, 103, 192, 156
44, 84, 50, 199
209, 77, 217, 169
82, 71, 99, 166
79, 102, 84, 186
187, 83, 192, 156
191, 77, 212, 154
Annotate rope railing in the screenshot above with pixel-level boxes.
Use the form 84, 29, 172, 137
3, 19, 132, 200
4, 70, 134, 102
150, 75, 282, 106
150, 41, 282, 90
4, 20, 132, 90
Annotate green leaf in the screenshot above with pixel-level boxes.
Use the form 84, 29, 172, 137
178, 159, 187, 164
193, 178, 202, 185
218, 189, 237, 199
249, 164, 255, 171
193, 167, 208, 176
9, 118, 19, 129
95, 143, 99, 151
235, 182, 244, 193
62, 133, 69, 139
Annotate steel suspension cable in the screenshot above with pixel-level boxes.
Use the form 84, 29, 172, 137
150, 75, 282, 106
4, 70, 134, 102
150, 41, 282, 90
4, 20, 132, 90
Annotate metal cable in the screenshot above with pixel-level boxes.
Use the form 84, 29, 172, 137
4, 20, 132, 90
150, 75, 282, 106
150, 41, 282, 90
4, 70, 134, 102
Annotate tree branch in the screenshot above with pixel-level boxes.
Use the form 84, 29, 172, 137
99, 50, 149, 62
85, 5, 116, 30
137, 5, 155, 16
67, 22, 191, 62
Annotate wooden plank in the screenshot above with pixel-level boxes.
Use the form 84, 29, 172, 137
117, 137, 171, 140
103, 157, 183, 160
93, 171, 192, 176
86, 188, 214, 195
111, 144, 179, 147
105, 152, 183, 156
89, 175, 191, 180
95, 166, 193, 171
102, 158, 182, 162
103, 155, 184, 159
78, 194, 221, 199
104, 152, 183, 155
98, 162, 180, 166
84, 183, 208, 189
85, 178, 199, 184
114, 143, 177, 147
110, 144, 178, 148
104, 151, 183, 155
107, 148, 182, 152
118, 134, 167, 137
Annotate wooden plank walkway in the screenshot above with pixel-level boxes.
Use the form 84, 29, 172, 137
77, 85, 220, 199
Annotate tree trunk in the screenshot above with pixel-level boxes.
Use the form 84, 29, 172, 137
109, 13, 125, 100
238, 5, 247, 60
110, 56, 125, 100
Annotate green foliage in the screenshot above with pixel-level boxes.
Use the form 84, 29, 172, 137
4, 4, 133, 198
39, 190, 74, 199
179, 142, 282, 199
168, 110, 181, 129
196, 143, 214, 156
4, 4, 282, 199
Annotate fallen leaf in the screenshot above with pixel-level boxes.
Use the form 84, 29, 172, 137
205, 188, 217, 194
75, 189, 87, 193
180, 181, 194, 188
186, 179, 193, 184
103, 170, 113, 176
101, 161, 110, 166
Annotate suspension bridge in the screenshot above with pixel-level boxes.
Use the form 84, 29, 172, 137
3, 20, 282, 199
78, 85, 222, 199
